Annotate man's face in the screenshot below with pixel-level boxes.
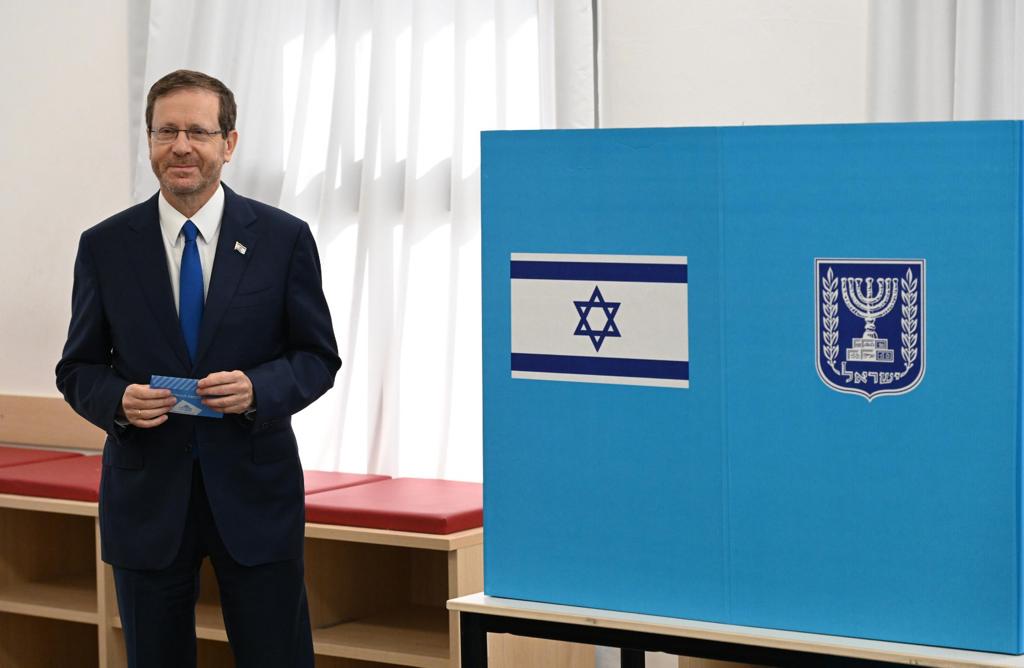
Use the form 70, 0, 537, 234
148, 88, 237, 200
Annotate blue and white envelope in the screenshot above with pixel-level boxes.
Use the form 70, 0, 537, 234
150, 375, 223, 419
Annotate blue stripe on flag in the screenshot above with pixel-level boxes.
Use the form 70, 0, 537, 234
510, 261, 686, 283
511, 353, 689, 381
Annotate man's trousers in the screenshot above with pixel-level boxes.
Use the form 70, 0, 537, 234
112, 460, 314, 668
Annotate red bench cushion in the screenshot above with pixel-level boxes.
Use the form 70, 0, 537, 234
304, 478, 483, 534
303, 470, 390, 495
0, 455, 101, 502
0, 445, 82, 469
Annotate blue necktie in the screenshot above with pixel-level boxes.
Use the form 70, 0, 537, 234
179, 221, 204, 363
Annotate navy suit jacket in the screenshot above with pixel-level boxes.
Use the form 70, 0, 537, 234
56, 184, 341, 570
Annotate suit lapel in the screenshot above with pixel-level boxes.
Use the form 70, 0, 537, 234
193, 185, 257, 368
127, 195, 192, 371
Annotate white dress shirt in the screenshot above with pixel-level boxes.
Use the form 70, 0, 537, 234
158, 184, 224, 312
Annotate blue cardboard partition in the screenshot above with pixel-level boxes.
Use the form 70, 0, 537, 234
481, 121, 1024, 653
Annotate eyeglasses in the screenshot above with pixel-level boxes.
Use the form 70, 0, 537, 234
149, 127, 225, 144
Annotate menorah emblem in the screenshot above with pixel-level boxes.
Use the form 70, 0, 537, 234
815, 259, 926, 400
840, 276, 898, 363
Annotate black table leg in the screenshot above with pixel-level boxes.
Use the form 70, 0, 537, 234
621, 647, 646, 668
461, 612, 488, 667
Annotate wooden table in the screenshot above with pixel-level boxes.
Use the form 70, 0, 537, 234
447, 593, 1024, 668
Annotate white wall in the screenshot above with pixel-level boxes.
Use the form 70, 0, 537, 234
0, 0, 133, 396
599, 0, 869, 127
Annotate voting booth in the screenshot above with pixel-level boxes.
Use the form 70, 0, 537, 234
481, 121, 1024, 654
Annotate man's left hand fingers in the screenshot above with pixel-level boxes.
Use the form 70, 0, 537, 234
203, 395, 248, 408
197, 370, 253, 413
198, 370, 245, 387
202, 393, 252, 413
198, 371, 251, 392
199, 382, 245, 396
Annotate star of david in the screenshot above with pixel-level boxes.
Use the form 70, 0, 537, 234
573, 285, 621, 352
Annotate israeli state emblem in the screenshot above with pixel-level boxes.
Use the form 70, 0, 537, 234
815, 259, 925, 400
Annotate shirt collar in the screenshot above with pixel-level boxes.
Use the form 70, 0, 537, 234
158, 184, 225, 246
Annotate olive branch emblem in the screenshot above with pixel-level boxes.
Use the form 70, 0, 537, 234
896, 268, 918, 379
820, 267, 840, 374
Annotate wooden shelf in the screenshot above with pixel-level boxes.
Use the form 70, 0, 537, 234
313, 605, 450, 668
0, 573, 97, 623
196, 602, 228, 642
0, 493, 97, 517
0, 486, 491, 667
0, 611, 99, 668
123, 601, 451, 667
112, 600, 228, 640
305, 522, 482, 551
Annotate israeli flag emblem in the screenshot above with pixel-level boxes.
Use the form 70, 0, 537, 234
510, 253, 689, 388
815, 259, 926, 400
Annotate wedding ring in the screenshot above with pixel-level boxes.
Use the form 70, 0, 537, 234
136, 409, 142, 417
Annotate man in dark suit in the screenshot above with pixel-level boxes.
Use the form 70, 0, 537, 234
56, 70, 340, 667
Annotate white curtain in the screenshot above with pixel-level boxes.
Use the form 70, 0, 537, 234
132, 0, 594, 480
868, 0, 1024, 121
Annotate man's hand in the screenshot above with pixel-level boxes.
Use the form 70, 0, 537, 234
121, 385, 176, 428
197, 370, 254, 414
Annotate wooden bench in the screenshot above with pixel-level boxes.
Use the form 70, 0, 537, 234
0, 445, 484, 668
0, 445, 81, 469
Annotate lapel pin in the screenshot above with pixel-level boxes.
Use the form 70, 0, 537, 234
234, 241, 247, 255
